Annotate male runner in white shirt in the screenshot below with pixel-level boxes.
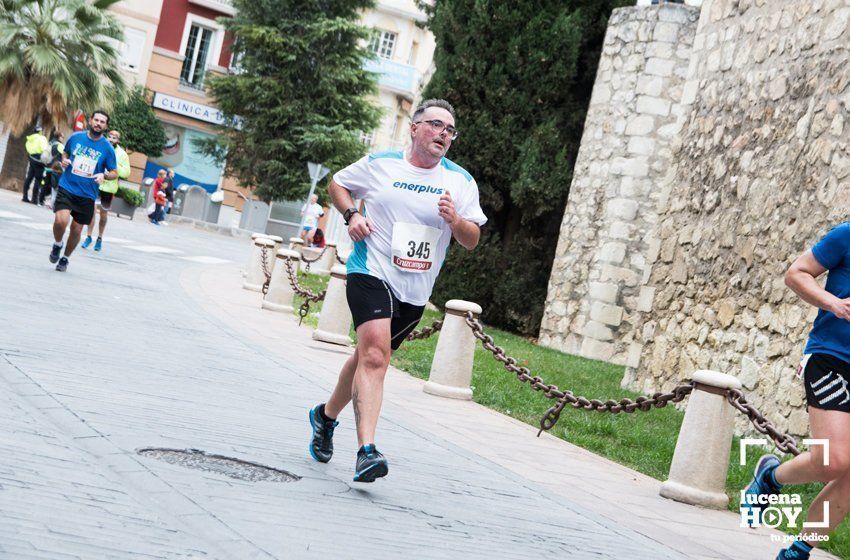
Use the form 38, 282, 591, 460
308, 99, 487, 482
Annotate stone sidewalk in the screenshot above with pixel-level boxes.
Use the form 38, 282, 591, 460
0, 189, 837, 559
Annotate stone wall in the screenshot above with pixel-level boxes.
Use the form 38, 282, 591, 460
625, 0, 850, 437
539, 4, 700, 366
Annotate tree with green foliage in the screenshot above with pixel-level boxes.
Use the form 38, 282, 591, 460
0, 0, 126, 135
110, 86, 166, 157
198, 0, 382, 202
422, 0, 631, 335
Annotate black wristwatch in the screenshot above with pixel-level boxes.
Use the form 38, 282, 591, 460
343, 207, 359, 225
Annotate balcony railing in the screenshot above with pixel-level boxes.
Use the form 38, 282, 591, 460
363, 58, 418, 99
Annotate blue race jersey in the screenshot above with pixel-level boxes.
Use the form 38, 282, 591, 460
806, 222, 850, 363
58, 131, 117, 200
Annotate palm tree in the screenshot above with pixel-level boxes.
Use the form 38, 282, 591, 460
0, 0, 127, 135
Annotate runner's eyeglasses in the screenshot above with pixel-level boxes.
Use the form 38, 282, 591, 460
414, 119, 459, 140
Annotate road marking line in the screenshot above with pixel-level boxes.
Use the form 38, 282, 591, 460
11, 221, 52, 230
127, 245, 183, 254
0, 211, 31, 219
180, 256, 231, 264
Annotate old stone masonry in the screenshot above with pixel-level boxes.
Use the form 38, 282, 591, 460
541, 0, 850, 437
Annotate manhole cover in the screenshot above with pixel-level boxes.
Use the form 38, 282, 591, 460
138, 448, 300, 482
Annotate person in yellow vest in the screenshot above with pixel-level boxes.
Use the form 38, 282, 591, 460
23, 125, 49, 204
81, 129, 130, 252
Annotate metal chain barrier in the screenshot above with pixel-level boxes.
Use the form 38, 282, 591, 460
300, 246, 328, 273
726, 388, 800, 456
405, 319, 443, 341
260, 246, 272, 295
462, 311, 694, 435
284, 257, 326, 325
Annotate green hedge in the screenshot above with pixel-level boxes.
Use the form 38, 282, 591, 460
116, 186, 144, 207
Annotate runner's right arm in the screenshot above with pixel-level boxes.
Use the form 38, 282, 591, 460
786, 249, 850, 320
329, 178, 373, 242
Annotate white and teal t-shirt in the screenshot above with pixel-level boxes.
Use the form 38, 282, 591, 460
334, 151, 487, 306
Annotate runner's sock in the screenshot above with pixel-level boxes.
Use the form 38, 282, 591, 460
318, 403, 336, 422
53, 242, 63, 249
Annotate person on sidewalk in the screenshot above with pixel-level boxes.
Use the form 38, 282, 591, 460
308, 99, 487, 482
299, 194, 324, 246
22, 125, 49, 204
81, 129, 130, 251
49, 111, 117, 272
148, 189, 167, 225
742, 222, 850, 560
40, 130, 65, 207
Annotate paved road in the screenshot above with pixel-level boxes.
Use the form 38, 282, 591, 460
1, 189, 830, 560
0, 191, 678, 559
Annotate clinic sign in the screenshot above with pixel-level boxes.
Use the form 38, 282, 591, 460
152, 92, 228, 126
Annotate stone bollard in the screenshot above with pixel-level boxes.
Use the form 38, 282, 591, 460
243, 237, 276, 292
423, 300, 482, 400
243, 233, 269, 277
659, 370, 742, 509
300, 246, 323, 274
267, 235, 284, 253
262, 249, 300, 312
312, 264, 352, 346
289, 237, 304, 256
313, 242, 336, 276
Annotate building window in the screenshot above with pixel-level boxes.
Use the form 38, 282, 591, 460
119, 28, 146, 72
369, 30, 396, 60
359, 130, 375, 148
180, 24, 215, 89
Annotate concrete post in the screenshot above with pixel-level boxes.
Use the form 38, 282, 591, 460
243, 237, 276, 292
289, 237, 304, 257
312, 264, 352, 346
659, 370, 742, 509
423, 300, 482, 400
300, 246, 323, 274
267, 235, 284, 253
312, 242, 335, 276
243, 233, 269, 277
262, 249, 300, 312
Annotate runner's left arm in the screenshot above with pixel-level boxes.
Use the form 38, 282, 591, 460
439, 190, 480, 250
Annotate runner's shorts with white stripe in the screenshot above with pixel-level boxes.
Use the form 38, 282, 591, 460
802, 353, 850, 412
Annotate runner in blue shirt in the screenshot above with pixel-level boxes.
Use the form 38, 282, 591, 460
49, 110, 117, 272
742, 222, 850, 560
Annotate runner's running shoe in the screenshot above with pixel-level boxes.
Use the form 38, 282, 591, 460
776, 539, 812, 559
81, 236, 92, 249
94, 238, 102, 251
55, 256, 69, 272
49, 244, 62, 263
308, 404, 338, 463
741, 454, 781, 528
353, 444, 388, 483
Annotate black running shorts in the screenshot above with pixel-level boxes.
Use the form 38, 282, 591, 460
98, 191, 114, 210
346, 273, 425, 350
802, 353, 850, 412
54, 188, 95, 225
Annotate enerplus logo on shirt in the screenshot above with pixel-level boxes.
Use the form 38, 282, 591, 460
392, 181, 443, 195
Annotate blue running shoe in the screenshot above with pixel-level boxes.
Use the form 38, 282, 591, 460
741, 454, 781, 528
353, 444, 388, 483
94, 238, 102, 251
308, 404, 338, 463
777, 539, 813, 559
81, 236, 92, 249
